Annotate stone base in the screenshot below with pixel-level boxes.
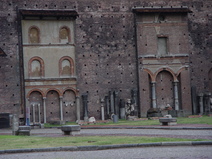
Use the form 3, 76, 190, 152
61, 125, 81, 136
159, 118, 177, 126
49, 120, 66, 125
18, 130, 30, 136
18, 126, 31, 136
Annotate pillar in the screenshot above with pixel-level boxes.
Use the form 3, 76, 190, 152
105, 96, 109, 119
198, 93, 204, 115
76, 96, 80, 122
82, 93, 88, 121
59, 96, 63, 121
131, 88, 138, 116
114, 91, 119, 115
109, 91, 114, 114
204, 92, 211, 115
43, 97, 46, 123
151, 82, 157, 108
38, 103, 41, 123
32, 104, 35, 124
100, 98, 105, 121
174, 82, 179, 111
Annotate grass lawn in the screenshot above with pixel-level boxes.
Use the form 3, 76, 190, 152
0, 135, 208, 150
44, 116, 212, 127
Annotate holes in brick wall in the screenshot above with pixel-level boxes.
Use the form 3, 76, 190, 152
96, 82, 99, 84
85, 82, 88, 84
120, 81, 122, 83
96, 90, 98, 93
8, 13, 10, 16
83, 55, 85, 57
96, 73, 98, 75
131, 81, 134, 83
66, 112, 68, 114
6, 85, 8, 87
84, 64, 87, 66
17, 84, 19, 86
50, 112, 52, 114
108, 81, 110, 84
131, 72, 133, 75
107, 73, 109, 75
123, 26, 125, 28
129, 63, 131, 65
45, 4, 48, 7
13, 104, 16, 106
12, 94, 14, 96
119, 63, 121, 66
121, 72, 123, 75
84, 73, 87, 76
120, 89, 122, 92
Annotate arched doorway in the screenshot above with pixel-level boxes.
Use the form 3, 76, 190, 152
29, 91, 43, 123
156, 71, 174, 109
63, 90, 76, 122
46, 90, 60, 122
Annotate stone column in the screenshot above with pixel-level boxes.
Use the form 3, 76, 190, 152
43, 97, 46, 123
59, 96, 63, 121
114, 91, 119, 115
174, 82, 179, 111
204, 92, 211, 115
198, 93, 204, 115
151, 82, 157, 108
100, 98, 105, 120
191, 86, 197, 114
131, 88, 138, 116
32, 104, 35, 124
119, 99, 125, 119
109, 91, 114, 114
12, 114, 19, 135
38, 103, 41, 123
76, 96, 81, 122
105, 96, 109, 119
26, 104, 30, 126
82, 93, 88, 121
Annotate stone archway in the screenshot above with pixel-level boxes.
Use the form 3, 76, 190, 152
29, 91, 43, 123
63, 90, 76, 122
46, 90, 60, 122
156, 71, 174, 109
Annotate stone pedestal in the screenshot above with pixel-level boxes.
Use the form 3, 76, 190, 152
12, 114, 19, 135
159, 118, 177, 126
61, 125, 81, 136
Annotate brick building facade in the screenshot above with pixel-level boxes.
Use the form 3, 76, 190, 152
0, 0, 211, 124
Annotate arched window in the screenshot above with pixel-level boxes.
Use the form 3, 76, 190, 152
59, 26, 70, 43
31, 60, 41, 77
28, 57, 44, 78
59, 56, 74, 77
29, 26, 40, 44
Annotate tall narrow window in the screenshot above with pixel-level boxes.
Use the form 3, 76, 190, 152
29, 26, 40, 44
157, 37, 168, 56
59, 26, 70, 44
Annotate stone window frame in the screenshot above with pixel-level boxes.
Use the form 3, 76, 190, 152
28, 25, 40, 44
157, 35, 169, 56
28, 56, 45, 78
59, 26, 71, 43
59, 56, 74, 77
